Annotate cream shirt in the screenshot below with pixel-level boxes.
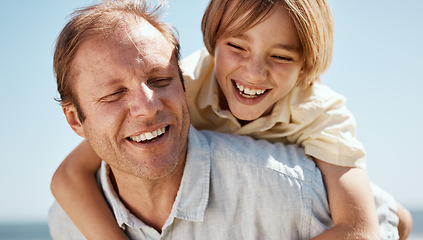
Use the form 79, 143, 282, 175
181, 48, 366, 168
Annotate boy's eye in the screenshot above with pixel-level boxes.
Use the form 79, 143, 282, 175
227, 42, 245, 51
272, 55, 293, 62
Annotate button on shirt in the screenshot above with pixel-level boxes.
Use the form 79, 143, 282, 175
49, 126, 333, 239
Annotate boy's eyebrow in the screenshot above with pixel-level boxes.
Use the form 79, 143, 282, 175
274, 43, 301, 53
231, 33, 300, 53
232, 33, 249, 41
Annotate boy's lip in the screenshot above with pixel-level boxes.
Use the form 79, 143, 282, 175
235, 81, 266, 96
231, 80, 270, 105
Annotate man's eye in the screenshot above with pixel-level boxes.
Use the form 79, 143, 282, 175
100, 90, 125, 102
149, 78, 173, 88
227, 42, 245, 51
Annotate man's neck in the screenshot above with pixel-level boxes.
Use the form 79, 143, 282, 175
110, 160, 185, 233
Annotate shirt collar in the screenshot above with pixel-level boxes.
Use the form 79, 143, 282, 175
97, 162, 146, 229
172, 126, 210, 222
197, 70, 220, 111
97, 125, 211, 229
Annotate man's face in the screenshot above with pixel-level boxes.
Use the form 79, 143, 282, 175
65, 20, 190, 181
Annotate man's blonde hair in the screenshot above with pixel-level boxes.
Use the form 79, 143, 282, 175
201, 0, 334, 87
54, 0, 181, 111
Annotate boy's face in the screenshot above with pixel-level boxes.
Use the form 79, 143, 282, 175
214, 5, 304, 121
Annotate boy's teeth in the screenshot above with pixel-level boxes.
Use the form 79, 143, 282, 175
235, 82, 265, 97
130, 127, 166, 142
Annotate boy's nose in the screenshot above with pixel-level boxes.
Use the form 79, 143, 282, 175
246, 57, 268, 82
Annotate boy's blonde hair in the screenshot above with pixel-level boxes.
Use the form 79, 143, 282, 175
201, 0, 334, 87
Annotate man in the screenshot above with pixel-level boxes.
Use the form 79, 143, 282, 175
48, 0, 399, 239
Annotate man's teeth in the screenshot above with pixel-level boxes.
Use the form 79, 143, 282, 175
235, 82, 265, 97
130, 127, 166, 142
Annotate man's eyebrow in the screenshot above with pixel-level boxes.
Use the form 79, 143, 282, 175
97, 77, 122, 88
149, 66, 167, 74
147, 62, 178, 75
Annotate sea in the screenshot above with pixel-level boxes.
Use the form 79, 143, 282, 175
1, 210, 423, 239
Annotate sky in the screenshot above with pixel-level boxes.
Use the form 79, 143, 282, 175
0, 0, 422, 223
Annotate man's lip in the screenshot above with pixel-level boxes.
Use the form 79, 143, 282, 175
127, 125, 169, 143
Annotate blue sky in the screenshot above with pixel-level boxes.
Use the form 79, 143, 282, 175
0, 0, 422, 223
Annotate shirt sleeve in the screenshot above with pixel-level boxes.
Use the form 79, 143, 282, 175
297, 155, 333, 239
48, 201, 86, 240
287, 84, 366, 168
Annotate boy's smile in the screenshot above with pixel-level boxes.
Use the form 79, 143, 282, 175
231, 79, 270, 105
234, 80, 267, 98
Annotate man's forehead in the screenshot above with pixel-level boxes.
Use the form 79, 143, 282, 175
128, 19, 161, 42
115, 18, 167, 47
69, 24, 179, 95
75, 19, 173, 67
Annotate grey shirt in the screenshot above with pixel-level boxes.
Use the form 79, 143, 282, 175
49, 126, 334, 239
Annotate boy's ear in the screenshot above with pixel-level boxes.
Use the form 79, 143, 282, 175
62, 105, 86, 138
297, 65, 305, 83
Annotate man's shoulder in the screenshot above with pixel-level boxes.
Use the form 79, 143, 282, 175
194, 128, 320, 182
48, 201, 86, 239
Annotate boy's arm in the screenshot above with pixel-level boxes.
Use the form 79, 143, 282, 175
311, 159, 380, 240
50, 140, 129, 240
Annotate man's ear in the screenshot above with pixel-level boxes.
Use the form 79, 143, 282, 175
63, 105, 86, 138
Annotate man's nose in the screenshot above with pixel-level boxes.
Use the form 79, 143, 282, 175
128, 83, 163, 118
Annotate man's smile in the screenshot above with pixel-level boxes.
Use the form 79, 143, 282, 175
128, 126, 168, 143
